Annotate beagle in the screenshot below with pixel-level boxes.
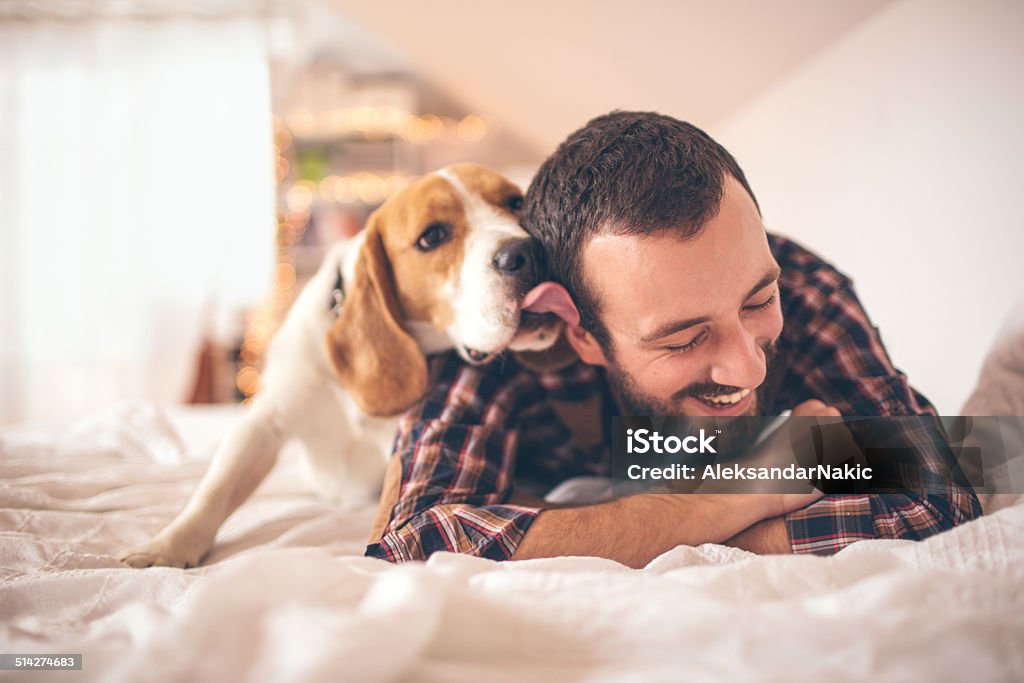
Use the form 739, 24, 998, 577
120, 163, 570, 569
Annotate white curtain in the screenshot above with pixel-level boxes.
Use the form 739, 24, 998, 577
0, 11, 276, 424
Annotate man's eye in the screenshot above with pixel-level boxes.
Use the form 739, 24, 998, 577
744, 294, 776, 312
415, 222, 451, 252
665, 330, 707, 353
505, 195, 523, 212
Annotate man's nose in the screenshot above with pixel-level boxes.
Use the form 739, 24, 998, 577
492, 238, 543, 286
708, 324, 767, 390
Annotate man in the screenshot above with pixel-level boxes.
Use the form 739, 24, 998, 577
365, 111, 981, 567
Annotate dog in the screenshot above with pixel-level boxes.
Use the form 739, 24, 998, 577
120, 163, 571, 569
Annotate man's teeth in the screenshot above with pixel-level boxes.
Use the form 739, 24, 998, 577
698, 388, 751, 406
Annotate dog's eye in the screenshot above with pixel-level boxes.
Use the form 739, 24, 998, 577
505, 195, 523, 212
415, 222, 451, 252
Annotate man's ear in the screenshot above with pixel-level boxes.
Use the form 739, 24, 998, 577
564, 323, 609, 367
325, 221, 428, 416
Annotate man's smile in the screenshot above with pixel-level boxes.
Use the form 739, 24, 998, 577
696, 387, 751, 407
685, 389, 756, 416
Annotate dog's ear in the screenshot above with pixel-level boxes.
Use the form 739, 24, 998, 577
512, 326, 578, 373
325, 223, 428, 416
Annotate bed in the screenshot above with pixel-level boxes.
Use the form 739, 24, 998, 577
3, 315, 1024, 682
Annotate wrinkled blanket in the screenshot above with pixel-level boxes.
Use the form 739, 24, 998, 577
2, 402, 1022, 682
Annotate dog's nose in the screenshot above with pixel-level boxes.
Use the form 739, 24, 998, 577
492, 238, 542, 284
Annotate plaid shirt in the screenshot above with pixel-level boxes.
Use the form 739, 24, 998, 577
365, 233, 982, 562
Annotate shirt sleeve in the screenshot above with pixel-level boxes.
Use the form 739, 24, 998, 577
785, 416, 981, 554
779, 267, 982, 554
365, 352, 541, 563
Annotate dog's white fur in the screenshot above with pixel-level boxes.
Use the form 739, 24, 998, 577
438, 168, 541, 353
120, 165, 557, 568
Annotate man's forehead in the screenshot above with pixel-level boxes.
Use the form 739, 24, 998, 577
581, 193, 773, 330
583, 230, 746, 307
583, 174, 763, 272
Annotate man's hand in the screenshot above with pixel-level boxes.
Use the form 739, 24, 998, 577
724, 399, 841, 554
791, 399, 841, 418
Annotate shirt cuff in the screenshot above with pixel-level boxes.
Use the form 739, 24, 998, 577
784, 495, 876, 555
366, 503, 541, 563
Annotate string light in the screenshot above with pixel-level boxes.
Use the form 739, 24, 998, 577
355, 172, 386, 204
275, 156, 289, 181
285, 182, 313, 212
278, 103, 490, 144
333, 176, 360, 203
458, 114, 488, 142
236, 366, 261, 397
319, 175, 340, 202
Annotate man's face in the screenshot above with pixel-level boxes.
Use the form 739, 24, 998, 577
574, 175, 784, 420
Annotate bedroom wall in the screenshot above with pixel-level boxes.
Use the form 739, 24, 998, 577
712, 0, 1024, 414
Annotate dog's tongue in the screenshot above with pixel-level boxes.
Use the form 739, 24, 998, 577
521, 282, 580, 327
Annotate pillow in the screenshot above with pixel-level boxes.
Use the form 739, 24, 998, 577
959, 295, 1024, 513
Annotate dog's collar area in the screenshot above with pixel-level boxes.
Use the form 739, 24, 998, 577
329, 268, 345, 317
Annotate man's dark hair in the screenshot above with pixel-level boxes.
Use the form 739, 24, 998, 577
522, 110, 760, 351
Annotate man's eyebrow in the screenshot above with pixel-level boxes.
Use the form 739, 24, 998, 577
639, 313, 712, 345
743, 265, 782, 302
639, 265, 782, 345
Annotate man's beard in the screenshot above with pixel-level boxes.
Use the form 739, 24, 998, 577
606, 340, 778, 457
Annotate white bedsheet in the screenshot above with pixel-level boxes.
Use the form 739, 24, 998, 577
2, 402, 1022, 682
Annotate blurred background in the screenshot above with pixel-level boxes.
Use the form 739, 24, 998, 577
1, 0, 1021, 424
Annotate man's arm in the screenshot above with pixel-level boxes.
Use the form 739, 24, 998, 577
729, 422, 980, 556
724, 517, 791, 554
722, 400, 981, 555
512, 492, 818, 567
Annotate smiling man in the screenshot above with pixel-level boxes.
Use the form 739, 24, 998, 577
365, 111, 981, 567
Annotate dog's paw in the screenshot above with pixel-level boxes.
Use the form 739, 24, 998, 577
118, 530, 211, 569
